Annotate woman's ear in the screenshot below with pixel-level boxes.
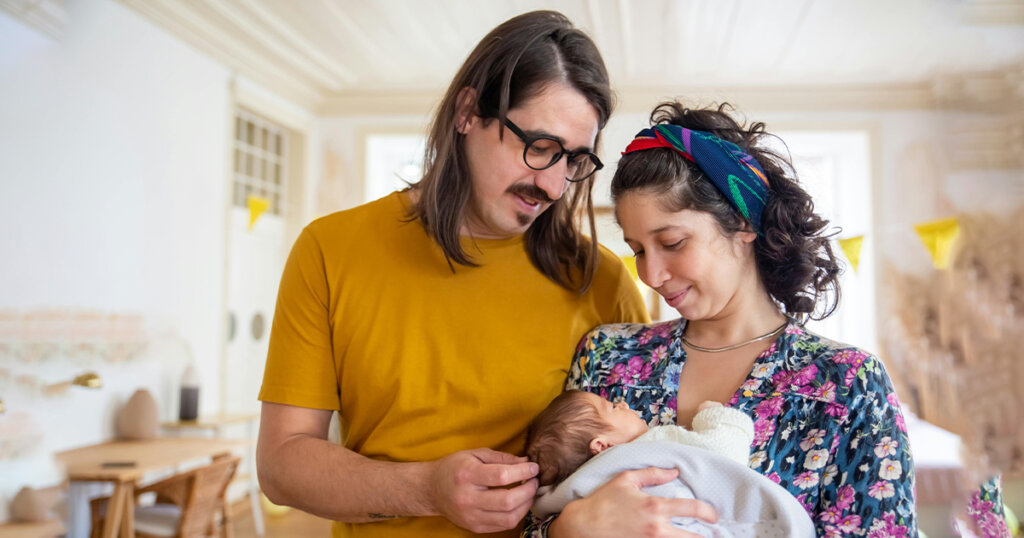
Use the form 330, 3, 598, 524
454, 87, 478, 134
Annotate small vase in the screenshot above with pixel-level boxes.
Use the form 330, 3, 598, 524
116, 389, 159, 440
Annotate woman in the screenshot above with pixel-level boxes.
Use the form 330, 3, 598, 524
527, 102, 917, 536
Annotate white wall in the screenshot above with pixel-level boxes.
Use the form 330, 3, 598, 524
0, 0, 232, 518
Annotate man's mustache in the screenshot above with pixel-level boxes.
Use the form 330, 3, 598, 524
506, 184, 554, 205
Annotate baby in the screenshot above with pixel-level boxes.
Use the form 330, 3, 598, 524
525, 390, 753, 487
525, 390, 816, 537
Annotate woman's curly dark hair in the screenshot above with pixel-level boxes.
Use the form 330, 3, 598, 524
610, 102, 842, 320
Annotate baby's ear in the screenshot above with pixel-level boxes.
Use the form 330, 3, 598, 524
590, 437, 613, 455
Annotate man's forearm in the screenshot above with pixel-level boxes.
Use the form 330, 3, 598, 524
258, 433, 438, 522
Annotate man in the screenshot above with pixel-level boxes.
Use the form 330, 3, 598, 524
256, 11, 648, 538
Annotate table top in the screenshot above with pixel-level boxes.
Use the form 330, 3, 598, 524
55, 437, 246, 482
160, 412, 258, 429
0, 519, 65, 538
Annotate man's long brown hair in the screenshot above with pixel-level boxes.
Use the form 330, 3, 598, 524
408, 11, 612, 293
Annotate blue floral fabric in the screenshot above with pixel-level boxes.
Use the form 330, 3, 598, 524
523, 318, 918, 537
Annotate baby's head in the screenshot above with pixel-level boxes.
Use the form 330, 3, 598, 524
525, 390, 649, 486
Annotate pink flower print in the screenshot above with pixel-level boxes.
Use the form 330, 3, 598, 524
608, 363, 627, 384
822, 526, 842, 538
797, 384, 816, 396
626, 356, 653, 381
771, 369, 795, 387
784, 324, 803, 336
867, 512, 909, 538
636, 329, 654, 345
793, 471, 819, 489
843, 366, 861, 387
894, 410, 907, 433
800, 428, 826, 451
967, 490, 995, 516
650, 345, 668, 364
825, 401, 848, 419
599, 387, 609, 399
819, 506, 843, 524
976, 511, 1011, 538
874, 436, 898, 458
886, 392, 901, 408
837, 515, 862, 532
833, 348, 867, 365
766, 472, 781, 484
653, 323, 672, 340
868, 480, 896, 500
796, 493, 814, 514
814, 381, 837, 402
757, 342, 778, 358
790, 364, 819, 387
753, 417, 776, 444
755, 396, 785, 418
835, 484, 855, 510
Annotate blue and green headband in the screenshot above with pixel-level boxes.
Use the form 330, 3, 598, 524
623, 124, 770, 232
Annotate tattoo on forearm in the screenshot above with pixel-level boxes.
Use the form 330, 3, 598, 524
368, 513, 398, 520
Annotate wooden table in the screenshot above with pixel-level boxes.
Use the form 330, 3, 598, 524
56, 437, 245, 538
0, 519, 65, 538
161, 412, 264, 536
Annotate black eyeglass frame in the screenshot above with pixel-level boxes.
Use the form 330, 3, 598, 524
500, 117, 604, 182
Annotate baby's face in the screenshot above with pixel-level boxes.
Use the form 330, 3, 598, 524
581, 392, 649, 444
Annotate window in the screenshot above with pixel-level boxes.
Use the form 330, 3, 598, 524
364, 133, 425, 203
233, 110, 287, 216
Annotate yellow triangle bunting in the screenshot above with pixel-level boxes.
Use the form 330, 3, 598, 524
247, 196, 270, 230
913, 217, 960, 269
838, 235, 864, 274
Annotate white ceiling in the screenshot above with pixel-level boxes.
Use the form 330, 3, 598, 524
114, 0, 1024, 113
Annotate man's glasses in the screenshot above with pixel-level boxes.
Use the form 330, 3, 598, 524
501, 118, 603, 182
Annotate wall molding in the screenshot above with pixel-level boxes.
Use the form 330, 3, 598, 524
0, 0, 68, 39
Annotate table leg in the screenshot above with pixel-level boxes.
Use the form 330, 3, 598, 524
101, 484, 126, 538
119, 482, 135, 538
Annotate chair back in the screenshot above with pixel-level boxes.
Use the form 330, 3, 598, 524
177, 456, 240, 537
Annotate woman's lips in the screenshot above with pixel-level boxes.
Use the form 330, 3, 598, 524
664, 287, 689, 308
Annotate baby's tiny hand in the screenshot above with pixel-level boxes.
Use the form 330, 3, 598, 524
697, 400, 722, 412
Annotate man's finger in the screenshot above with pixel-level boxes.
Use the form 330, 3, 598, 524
475, 461, 539, 487
471, 447, 529, 466
474, 478, 538, 512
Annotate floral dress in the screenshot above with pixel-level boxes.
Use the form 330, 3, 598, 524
523, 318, 918, 537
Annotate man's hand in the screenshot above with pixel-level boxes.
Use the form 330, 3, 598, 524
429, 448, 539, 533
550, 467, 718, 538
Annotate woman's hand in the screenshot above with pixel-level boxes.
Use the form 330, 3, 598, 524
548, 467, 718, 538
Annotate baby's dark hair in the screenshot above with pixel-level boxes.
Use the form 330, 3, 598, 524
525, 390, 610, 486
611, 102, 842, 320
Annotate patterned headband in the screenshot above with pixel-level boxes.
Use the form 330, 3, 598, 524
622, 124, 770, 232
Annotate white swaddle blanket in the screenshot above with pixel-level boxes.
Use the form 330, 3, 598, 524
532, 441, 816, 538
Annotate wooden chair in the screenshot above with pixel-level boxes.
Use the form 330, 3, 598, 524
90, 456, 240, 538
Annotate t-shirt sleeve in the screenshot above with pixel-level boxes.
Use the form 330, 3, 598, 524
258, 227, 340, 410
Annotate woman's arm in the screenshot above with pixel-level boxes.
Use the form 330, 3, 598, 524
813, 358, 917, 535
524, 468, 717, 538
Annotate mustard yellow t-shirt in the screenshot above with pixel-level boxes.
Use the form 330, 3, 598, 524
259, 191, 649, 538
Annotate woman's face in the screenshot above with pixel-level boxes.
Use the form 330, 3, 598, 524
616, 190, 757, 321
